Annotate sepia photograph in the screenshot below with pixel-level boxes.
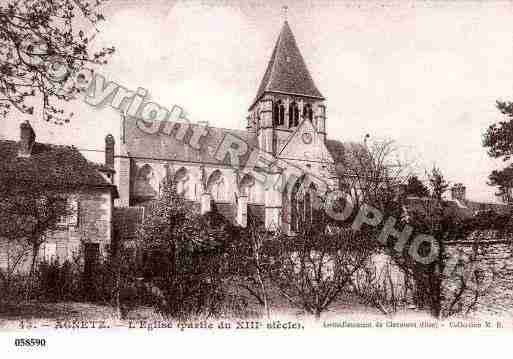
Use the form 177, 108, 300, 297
1, 0, 513, 356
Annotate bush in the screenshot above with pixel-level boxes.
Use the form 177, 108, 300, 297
137, 182, 245, 318
34, 258, 82, 301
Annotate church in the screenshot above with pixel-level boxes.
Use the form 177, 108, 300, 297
109, 20, 349, 234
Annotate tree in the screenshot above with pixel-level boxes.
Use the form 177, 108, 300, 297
400, 166, 490, 318
404, 175, 429, 198
0, 184, 69, 299
138, 180, 237, 318
482, 100, 513, 203
0, 0, 114, 124
339, 139, 408, 220
339, 139, 455, 317
229, 219, 272, 318
264, 217, 377, 320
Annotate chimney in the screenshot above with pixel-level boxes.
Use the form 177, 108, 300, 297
451, 183, 466, 202
105, 134, 115, 168
18, 120, 35, 158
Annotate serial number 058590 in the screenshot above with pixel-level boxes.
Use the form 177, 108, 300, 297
14, 338, 46, 347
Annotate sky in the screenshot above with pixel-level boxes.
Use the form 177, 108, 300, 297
2, 0, 513, 203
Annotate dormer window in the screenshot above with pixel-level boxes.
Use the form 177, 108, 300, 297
289, 101, 299, 127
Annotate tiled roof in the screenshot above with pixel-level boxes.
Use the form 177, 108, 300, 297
464, 200, 511, 215
127, 116, 362, 178
0, 140, 117, 193
404, 196, 512, 220
125, 117, 258, 166
404, 197, 474, 220
251, 21, 324, 109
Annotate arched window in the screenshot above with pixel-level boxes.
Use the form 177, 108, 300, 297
304, 183, 317, 225
173, 167, 189, 198
280, 102, 285, 125
289, 101, 299, 127
303, 104, 313, 122
290, 178, 317, 232
207, 170, 227, 202
134, 164, 159, 199
291, 182, 299, 232
273, 101, 279, 126
282, 183, 289, 227
273, 101, 285, 127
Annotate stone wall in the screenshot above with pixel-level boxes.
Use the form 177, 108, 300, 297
442, 230, 513, 316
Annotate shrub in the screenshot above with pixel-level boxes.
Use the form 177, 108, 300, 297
34, 258, 82, 301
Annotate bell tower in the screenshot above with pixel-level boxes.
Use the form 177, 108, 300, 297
248, 20, 326, 156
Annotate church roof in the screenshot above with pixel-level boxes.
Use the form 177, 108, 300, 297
127, 116, 361, 175
125, 117, 258, 167
250, 21, 324, 109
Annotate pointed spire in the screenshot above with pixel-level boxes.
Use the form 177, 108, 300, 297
250, 21, 324, 109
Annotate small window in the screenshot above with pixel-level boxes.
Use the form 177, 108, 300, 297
56, 198, 79, 227
68, 198, 78, 227
55, 198, 68, 226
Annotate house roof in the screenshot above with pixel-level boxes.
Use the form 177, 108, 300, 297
250, 21, 324, 109
404, 196, 512, 220
404, 196, 474, 220
0, 139, 117, 195
464, 200, 511, 215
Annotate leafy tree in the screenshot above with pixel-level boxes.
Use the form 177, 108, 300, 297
404, 175, 429, 198
137, 180, 238, 318
482, 100, 513, 202
0, 0, 114, 124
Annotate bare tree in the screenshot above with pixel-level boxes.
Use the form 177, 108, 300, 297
264, 218, 378, 320
352, 256, 411, 315
229, 220, 273, 318
336, 138, 449, 316
441, 243, 493, 317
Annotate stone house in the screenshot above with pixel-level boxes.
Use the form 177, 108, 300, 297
0, 121, 118, 273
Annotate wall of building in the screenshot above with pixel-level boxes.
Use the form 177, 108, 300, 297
0, 188, 112, 273
130, 159, 266, 206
